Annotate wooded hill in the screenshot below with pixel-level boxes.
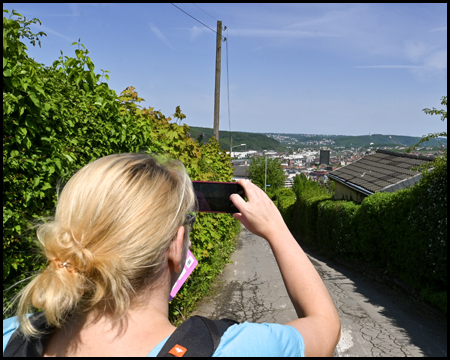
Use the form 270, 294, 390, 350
188, 126, 446, 152
266, 133, 447, 148
188, 126, 286, 152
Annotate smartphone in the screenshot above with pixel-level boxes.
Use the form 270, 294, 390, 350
192, 181, 245, 213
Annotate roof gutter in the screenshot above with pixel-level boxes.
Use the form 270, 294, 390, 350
328, 173, 374, 197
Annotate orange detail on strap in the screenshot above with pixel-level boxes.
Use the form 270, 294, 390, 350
168, 344, 187, 357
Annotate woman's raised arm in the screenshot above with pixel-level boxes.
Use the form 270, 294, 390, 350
230, 179, 341, 357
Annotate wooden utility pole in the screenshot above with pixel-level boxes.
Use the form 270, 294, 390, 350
213, 20, 222, 141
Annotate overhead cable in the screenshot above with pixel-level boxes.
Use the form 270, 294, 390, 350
170, 3, 225, 41
191, 3, 217, 21
170, 3, 232, 145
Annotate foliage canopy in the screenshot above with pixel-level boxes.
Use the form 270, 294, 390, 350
3, 10, 239, 324
248, 156, 286, 193
408, 95, 447, 153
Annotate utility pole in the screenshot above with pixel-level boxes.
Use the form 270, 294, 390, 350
213, 20, 222, 141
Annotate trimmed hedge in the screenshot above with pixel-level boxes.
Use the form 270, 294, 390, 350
278, 162, 447, 314
271, 188, 296, 229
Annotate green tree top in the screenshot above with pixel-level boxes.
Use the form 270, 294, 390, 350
248, 156, 286, 193
408, 96, 447, 152
423, 96, 447, 122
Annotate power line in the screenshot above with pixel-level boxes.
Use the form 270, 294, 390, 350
170, 3, 225, 41
170, 3, 232, 147
191, 3, 217, 21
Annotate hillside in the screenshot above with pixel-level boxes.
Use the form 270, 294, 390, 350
265, 133, 447, 148
188, 126, 285, 152
187, 126, 446, 152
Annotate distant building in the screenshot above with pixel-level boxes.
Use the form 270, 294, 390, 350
232, 159, 249, 166
230, 150, 257, 159
264, 150, 278, 158
328, 149, 435, 203
231, 160, 250, 180
308, 171, 328, 182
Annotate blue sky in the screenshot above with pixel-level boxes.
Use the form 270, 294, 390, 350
4, 3, 447, 137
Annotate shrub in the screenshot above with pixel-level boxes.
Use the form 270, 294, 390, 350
248, 156, 285, 191
4, 12, 158, 316
3, 10, 240, 323
273, 188, 296, 229
356, 192, 391, 265
276, 158, 447, 313
316, 200, 360, 258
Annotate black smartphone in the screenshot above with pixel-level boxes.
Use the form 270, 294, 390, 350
192, 181, 245, 213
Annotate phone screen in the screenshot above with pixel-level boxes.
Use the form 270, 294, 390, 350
193, 181, 245, 213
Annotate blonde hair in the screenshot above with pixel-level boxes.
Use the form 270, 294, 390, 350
14, 153, 195, 337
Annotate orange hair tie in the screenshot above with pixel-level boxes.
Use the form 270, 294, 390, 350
52, 258, 78, 274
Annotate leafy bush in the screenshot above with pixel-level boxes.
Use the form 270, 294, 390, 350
291, 174, 333, 243
355, 192, 391, 264
277, 160, 447, 314
4, 12, 157, 314
272, 188, 296, 229
118, 88, 241, 321
316, 200, 359, 258
248, 156, 286, 192
399, 156, 447, 288
3, 10, 240, 322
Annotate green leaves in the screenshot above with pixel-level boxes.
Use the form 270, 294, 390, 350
284, 155, 447, 314
248, 156, 286, 192
10, 150, 19, 158
422, 95, 447, 122
33, 176, 40, 188
28, 92, 40, 107
17, 127, 27, 137
139, 103, 240, 325
4, 9, 241, 324
408, 96, 447, 153
3, 11, 162, 318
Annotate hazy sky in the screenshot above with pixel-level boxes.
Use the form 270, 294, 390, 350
4, 3, 447, 137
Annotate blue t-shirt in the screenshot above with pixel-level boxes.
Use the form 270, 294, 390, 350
3, 316, 305, 357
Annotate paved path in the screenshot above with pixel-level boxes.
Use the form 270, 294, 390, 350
192, 227, 447, 357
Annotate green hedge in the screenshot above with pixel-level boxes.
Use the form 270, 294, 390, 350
3, 10, 240, 323
279, 163, 447, 314
316, 200, 360, 258
271, 188, 296, 229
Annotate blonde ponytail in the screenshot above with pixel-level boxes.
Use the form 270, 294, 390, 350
14, 153, 195, 337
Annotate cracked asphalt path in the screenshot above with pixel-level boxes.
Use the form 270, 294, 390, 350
192, 227, 447, 357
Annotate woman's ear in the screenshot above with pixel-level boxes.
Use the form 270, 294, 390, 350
168, 226, 185, 275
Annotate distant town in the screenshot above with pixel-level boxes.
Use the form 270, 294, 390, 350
187, 126, 446, 186
231, 140, 445, 187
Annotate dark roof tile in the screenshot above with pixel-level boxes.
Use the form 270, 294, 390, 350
329, 149, 433, 195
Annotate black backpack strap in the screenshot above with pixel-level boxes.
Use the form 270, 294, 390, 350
4, 313, 238, 357
214, 318, 239, 334
197, 316, 221, 351
157, 315, 238, 357
4, 312, 56, 357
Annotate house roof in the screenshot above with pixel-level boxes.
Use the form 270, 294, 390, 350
328, 149, 435, 196
233, 165, 250, 178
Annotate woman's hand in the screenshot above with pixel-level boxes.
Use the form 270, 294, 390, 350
231, 179, 341, 357
230, 179, 289, 241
